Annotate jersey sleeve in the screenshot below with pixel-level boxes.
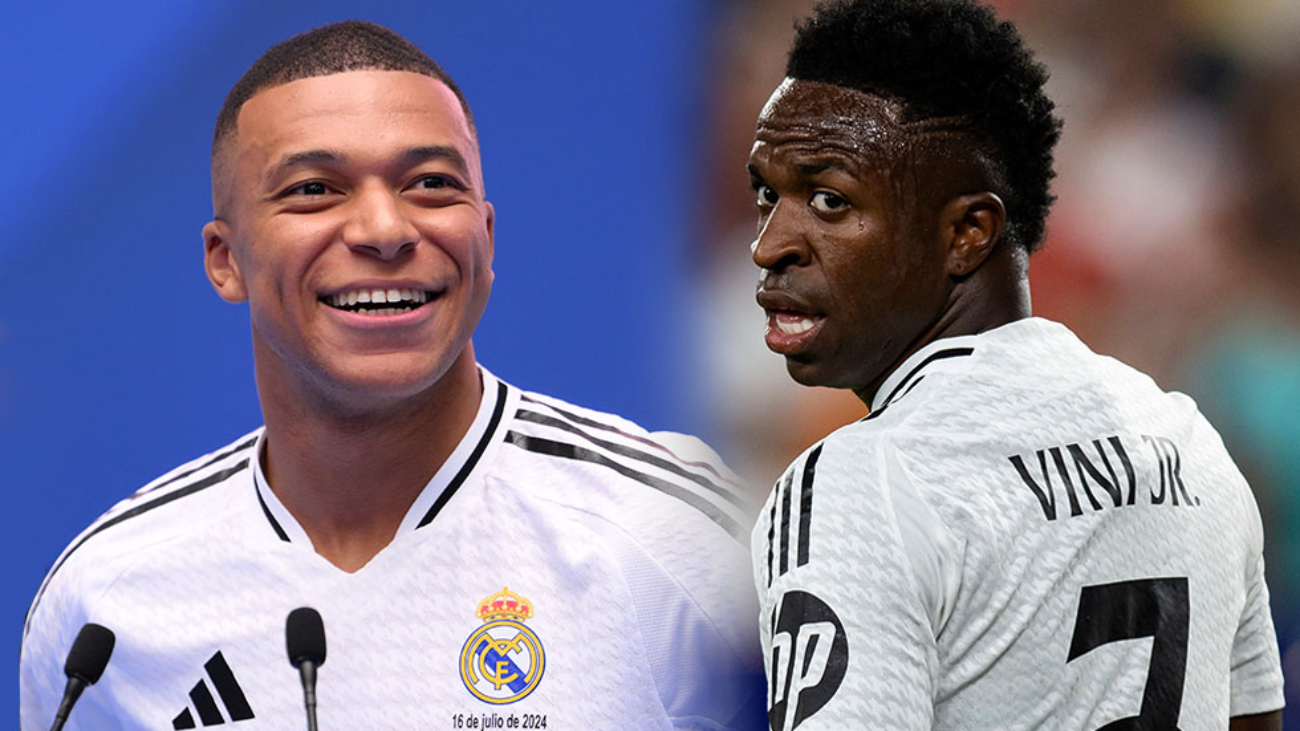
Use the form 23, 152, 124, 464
21, 561, 85, 731
640, 434, 767, 730
752, 432, 959, 731
618, 535, 767, 731
1229, 550, 1285, 716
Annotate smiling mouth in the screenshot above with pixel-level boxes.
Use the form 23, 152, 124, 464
321, 287, 438, 316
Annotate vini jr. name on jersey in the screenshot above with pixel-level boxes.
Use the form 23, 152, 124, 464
1008, 434, 1200, 521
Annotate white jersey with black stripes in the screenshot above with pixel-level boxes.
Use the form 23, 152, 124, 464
21, 367, 766, 731
752, 317, 1284, 731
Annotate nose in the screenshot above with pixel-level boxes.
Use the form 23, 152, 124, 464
751, 202, 811, 272
342, 183, 419, 260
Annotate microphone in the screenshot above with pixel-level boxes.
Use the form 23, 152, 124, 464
285, 607, 326, 731
50, 622, 116, 731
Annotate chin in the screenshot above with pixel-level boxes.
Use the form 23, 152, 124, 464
784, 358, 834, 388
315, 356, 454, 405
784, 356, 875, 395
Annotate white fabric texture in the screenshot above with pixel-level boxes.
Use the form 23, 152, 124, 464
753, 317, 1284, 731
22, 368, 765, 731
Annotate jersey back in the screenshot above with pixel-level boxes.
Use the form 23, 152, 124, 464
753, 318, 1284, 731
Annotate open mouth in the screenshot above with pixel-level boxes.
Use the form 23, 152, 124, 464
764, 310, 826, 356
770, 311, 819, 335
321, 287, 438, 316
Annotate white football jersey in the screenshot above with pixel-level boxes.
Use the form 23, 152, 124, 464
753, 318, 1284, 731
23, 368, 765, 731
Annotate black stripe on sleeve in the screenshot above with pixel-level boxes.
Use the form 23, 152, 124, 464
24, 460, 250, 639
779, 470, 792, 576
205, 651, 255, 721
416, 380, 509, 528
797, 444, 823, 568
766, 475, 780, 586
515, 409, 745, 509
189, 680, 224, 726
140, 436, 257, 497
504, 431, 746, 542
519, 394, 731, 482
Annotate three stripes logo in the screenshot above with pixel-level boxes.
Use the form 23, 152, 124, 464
171, 651, 255, 728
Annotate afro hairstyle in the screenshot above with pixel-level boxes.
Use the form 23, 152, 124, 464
787, 0, 1062, 253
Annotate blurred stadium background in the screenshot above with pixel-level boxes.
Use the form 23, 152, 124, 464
3, 0, 1296, 722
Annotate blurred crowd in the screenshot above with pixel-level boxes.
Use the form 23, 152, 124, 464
689, 0, 1300, 721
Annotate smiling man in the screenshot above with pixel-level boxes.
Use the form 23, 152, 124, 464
748, 1, 1284, 730
20, 21, 762, 730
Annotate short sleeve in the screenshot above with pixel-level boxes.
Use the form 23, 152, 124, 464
1229, 552, 1285, 716
752, 432, 957, 730
21, 573, 79, 731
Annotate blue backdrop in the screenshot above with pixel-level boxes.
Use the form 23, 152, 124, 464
0, 0, 709, 717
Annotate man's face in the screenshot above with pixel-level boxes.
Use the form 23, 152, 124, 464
748, 78, 950, 399
203, 70, 494, 410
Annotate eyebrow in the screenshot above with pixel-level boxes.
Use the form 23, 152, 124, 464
404, 145, 471, 178
796, 157, 858, 176
267, 145, 472, 182
269, 149, 344, 181
746, 156, 860, 181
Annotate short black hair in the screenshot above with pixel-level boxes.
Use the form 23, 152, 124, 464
212, 20, 474, 164
788, 0, 1062, 253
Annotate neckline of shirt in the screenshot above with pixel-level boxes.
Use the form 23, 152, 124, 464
868, 317, 1073, 416
871, 335, 981, 414
250, 365, 516, 547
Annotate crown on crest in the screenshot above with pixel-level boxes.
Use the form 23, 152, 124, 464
476, 586, 534, 621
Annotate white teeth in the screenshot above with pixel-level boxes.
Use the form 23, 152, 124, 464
326, 287, 434, 311
775, 317, 815, 335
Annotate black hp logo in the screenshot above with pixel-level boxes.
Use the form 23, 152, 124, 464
768, 590, 848, 731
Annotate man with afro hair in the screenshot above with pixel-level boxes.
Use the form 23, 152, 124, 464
747, 1, 1284, 729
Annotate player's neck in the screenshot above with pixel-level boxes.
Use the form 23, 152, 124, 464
255, 351, 484, 573
854, 246, 1031, 407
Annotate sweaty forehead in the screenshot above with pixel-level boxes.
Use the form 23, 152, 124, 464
754, 78, 909, 164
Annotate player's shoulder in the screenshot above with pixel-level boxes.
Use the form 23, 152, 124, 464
499, 385, 754, 545
86, 427, 260, 545
25, 429, 262, 635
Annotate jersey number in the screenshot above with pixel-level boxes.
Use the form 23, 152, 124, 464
1067, 577, 1189, 731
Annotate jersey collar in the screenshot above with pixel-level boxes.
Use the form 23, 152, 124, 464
251, 366, 516, 545
870, 334, 981, 414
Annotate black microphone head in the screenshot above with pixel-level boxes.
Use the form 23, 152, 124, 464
286, 607, 326, 668
64, 623, 115, 684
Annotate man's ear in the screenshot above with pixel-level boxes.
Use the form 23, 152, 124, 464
483, 200, 496, 285
940, 192, 1006, 277
203, 220, 248, 303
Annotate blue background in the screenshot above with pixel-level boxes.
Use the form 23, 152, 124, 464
1, 1, 708, 717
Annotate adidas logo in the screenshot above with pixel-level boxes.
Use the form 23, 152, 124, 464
171, 651, 256, 728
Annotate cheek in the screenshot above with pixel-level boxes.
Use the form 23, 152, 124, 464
824, 227, 905, 302
244, 219, 332, 282
422, 213, 492, 272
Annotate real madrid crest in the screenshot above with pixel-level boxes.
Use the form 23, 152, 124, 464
460, 587, 546, 704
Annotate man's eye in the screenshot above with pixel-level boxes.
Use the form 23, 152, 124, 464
414, 175, 460, 191
287, 181, 329, 196
810, 191, 847, 213
755, 185, 778, 207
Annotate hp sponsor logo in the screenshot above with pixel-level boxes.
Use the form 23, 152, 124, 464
768, 590, 847, 731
